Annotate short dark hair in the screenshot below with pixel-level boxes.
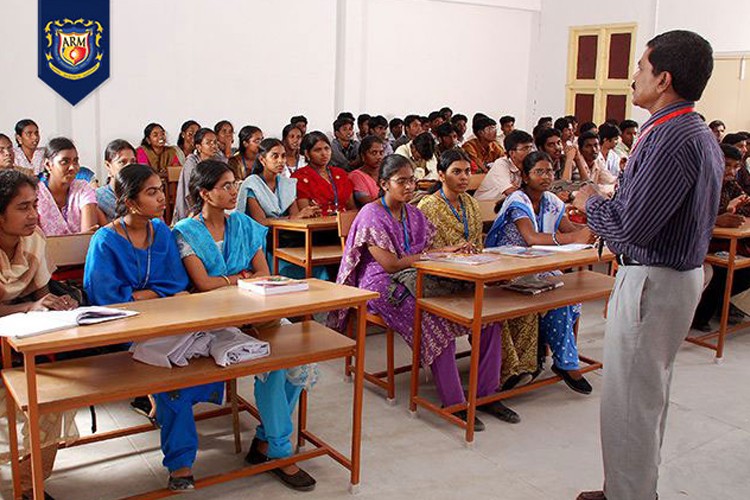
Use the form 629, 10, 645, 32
435, 122, 456, 138
389, 117, 403, 129
104, 139, 136, 162
503, 129, 533, 153
337, 111, 355, 121
357, 114, 371, 127
579, 121, 598, 135
499, 115, 515, 126
428, 111, 442, 122
578, 130, 600, 149
412, 133, 435, 161
114, 164, 159, 218
333, 117, 354, 132
708, 120, 725, 131
646, 30, 714, 102
619, 119, 639, 132
404, 114, 421, 127
598, 123, 621, 142
419, 116, 430, 125
439, 106, 453, 116
537, 116, 553, 126
189, 160, 233, 214
368, 115, 388, 129
290, 115, 308, 125
553, 117, 571, 131
721, 143, 743, 162
0, 169, 38, 215
451, 114, 468, 124
722, 133, 747, 147
534, 128, 562, 150
45, 137, 76, 160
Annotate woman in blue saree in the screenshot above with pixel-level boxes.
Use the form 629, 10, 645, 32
83, 164, 224, 492
486, 151, 596, 395
173, 160, 316, 491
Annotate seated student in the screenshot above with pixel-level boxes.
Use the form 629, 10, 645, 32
228, 125, 263, 181
349, 135, 384, 207
173, 127, 222, 223
330, 116, 360, 171
577, 131, 617, 196
368, 115, 394, 155
578, 121, 598, 137
0, 170, 80, 499
693, 144, 750, 331
0, 133, 33, 176
709, 119, 726, 143
394, 132, 438, 180
83, 164, 217, 492
214, 120, 236, 161
614, 119, 638, 159
135, 123, 180, 181
175, 120, 200, 166
419, 115, 431, 135
475, 130, 534, 202
451, 114, 468, 146
393, 114, 423, 150
427, 111, 444, 139
435, 122, 459, 157
330, 155, 516, 428
96, 139, 137, 225
598, 123, 623, 175
37, 137, 98, 236
281, 124, 305, 177
237, 138, 328, 280
173, 160, 317, 490
356, 113, 371, 141
290, 115, 308, 137
723, 133, 750, 193
388, 117, 403, 146
13, 119, 46, 174
292, 131, 355, 215
498, 115, 515, 147
486, 151, 595, 394
439, 106, 453, 122
462, 114, 505, 173
554, 117, 575, 147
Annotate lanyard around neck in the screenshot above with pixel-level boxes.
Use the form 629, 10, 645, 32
631, 106, 694, 155
315, 166, 339, 212
120, 218, 152, 290
439, 188, 469, 241
380, 196, 410, 253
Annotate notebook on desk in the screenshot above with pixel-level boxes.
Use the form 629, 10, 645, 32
0, 306, 139, 338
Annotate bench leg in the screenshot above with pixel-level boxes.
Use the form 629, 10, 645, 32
227, 379, 241, 454
386, 328, 396, 404
297, 390, 308, 450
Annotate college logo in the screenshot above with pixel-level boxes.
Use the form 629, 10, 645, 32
45, 19, 103, 80
38, 1, 110, 106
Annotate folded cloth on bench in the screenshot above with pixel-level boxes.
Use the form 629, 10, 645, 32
210, 327, 270, 367
131, 331, 212, 368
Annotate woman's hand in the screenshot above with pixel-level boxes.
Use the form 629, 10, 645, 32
436, 242, 475, 254
29, 293, 77, 312
728, 194, 750, 213
297, 205, 322, 218
716, 212, 745, 228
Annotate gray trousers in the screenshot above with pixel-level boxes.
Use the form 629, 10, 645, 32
601, 265, 703, 500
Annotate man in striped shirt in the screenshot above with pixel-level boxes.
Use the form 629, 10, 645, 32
574, 31, 723, 500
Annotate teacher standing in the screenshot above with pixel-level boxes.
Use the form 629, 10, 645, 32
574, 31, 722, 500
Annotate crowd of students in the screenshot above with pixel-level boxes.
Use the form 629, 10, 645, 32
0, 106, 737, 497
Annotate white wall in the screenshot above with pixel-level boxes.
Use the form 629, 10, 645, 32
1, 0, 541, 179
532, 0, 750, 127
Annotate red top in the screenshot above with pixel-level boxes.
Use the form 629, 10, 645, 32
292, 165, 354, 215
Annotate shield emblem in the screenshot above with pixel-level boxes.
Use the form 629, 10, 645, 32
57, 30, 92, 67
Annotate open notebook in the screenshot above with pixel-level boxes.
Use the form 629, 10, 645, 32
0, 306, 139, 338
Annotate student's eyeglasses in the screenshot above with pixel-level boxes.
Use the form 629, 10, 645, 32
529, 168, 555, 177
514, 144, 534, 152
390, 176, 417, 186
216, 181, 241, 192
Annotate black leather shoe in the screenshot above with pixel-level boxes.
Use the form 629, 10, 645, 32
552, 366, 592, 395
245, 438, 316, 491
245, 437, 267, 465
454, 410, 485, 431
691, 321, 713, 332
576, 491, 606, 500
22, 493, 55, 500
479, 400, 521, 424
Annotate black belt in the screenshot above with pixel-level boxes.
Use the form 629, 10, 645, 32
616, 254, 642, 266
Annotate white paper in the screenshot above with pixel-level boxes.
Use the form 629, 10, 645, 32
0, 306, 138, 338
531, 243, 594, 253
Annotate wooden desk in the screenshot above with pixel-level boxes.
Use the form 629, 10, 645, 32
267, 216, 343, 277
689, 222, 750, 359
410, 250, 614, 444
2, 280, 377, 499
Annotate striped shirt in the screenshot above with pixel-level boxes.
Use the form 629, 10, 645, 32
585, 101, 723, 271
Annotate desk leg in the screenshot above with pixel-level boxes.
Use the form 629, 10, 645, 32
2, 340, 22, 498
465, 282, 484, 445
297, 390, 308, 450
717, 238, 737, 360
409, 270, 424, 413
273, 227, 280, 274
305, 229, 313, 278
350, 303, 367, 490
24, 354, 45, 499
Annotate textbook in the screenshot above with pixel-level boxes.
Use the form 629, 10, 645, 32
501, 275, 564, 295
531, 243, 594, 253
0, 306, 139, 338
238, 276, 310, 295
423, 252, 499, 266
483, 246, 556, 258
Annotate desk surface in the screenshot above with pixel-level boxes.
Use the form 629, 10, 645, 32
712, 221, 750, 239
8, 279, 377, 354
413, 248, 613, 281
266, 216, 339, 230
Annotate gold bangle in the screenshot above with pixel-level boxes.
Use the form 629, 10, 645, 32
221, 275, 231, 286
